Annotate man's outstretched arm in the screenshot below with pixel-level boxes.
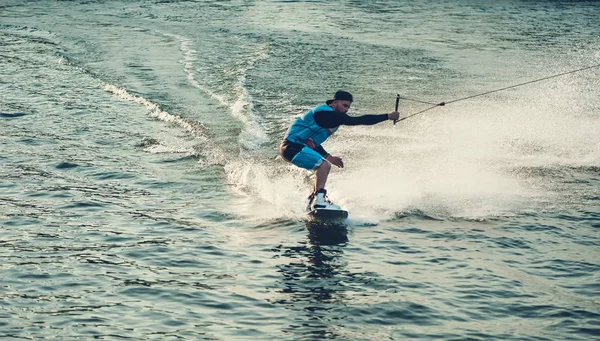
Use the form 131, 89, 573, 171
314, 110, 398, 128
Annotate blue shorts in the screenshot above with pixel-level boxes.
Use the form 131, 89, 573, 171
280, 140, 325, 170
291, 146, 324, 170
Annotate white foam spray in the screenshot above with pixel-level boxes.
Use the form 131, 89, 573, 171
327, 76, 600, 221
225, 160, 311, 220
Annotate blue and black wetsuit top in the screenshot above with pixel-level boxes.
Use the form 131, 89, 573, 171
280, 104, 389, 162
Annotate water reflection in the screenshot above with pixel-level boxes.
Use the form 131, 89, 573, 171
271, 221, 350, 339
306, 220, 349, 246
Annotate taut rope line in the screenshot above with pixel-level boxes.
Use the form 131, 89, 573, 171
395, 63, 600, 123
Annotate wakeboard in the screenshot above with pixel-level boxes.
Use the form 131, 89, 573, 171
307, 208, 349, 221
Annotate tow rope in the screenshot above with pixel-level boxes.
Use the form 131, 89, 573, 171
394, 63, 600, 123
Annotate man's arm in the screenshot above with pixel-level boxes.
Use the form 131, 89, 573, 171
314, 110, 390, 128
311, 144, 343, 167
313, 144, 329, 158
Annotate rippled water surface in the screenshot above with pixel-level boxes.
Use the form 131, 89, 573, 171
1, 1, 599, 340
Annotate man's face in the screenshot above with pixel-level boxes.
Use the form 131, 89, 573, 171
331, 100, 352, 113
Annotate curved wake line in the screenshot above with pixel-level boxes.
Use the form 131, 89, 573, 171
102, 83, 206, 140
164, 32, 270, 150
231, 45, 271, 150
168, 33, 229, 107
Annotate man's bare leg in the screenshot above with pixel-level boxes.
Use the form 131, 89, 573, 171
314, 160, 331, 193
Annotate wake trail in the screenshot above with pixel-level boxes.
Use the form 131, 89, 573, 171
165, 32, 270, 151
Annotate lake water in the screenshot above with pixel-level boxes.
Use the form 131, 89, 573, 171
1, 1, 599, 340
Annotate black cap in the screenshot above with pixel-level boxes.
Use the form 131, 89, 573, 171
326, 90, 353, 105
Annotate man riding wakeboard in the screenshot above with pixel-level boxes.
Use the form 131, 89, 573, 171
279, 90, 400, 210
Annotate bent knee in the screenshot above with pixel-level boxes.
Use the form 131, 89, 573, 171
317, 159, 331, 171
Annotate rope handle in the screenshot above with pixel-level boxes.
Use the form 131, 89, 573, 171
393, 94, 400, 125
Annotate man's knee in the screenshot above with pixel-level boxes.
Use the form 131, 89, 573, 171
317, 159, 331, 171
